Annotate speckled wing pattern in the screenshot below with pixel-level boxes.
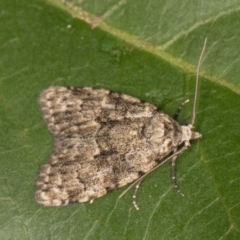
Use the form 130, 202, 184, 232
35, 86, 183, 206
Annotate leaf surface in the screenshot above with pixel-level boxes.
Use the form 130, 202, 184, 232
0, 0, 239, 239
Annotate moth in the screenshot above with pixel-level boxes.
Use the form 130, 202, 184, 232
35, 40, 207, 210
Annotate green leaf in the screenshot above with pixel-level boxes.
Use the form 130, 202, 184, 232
0, 0, 239, 239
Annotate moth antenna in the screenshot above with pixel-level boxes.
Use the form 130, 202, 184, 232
191, 38, 207, 126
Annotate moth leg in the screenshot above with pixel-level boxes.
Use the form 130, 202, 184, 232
132, 179, 143, 210
174, 99, 189, 120
171, 149, 185, 196
134, 148, 186, 210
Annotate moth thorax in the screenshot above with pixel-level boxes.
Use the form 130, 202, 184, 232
181, 125, 202, 146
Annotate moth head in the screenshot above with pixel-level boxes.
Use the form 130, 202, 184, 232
181, 125, 202, 146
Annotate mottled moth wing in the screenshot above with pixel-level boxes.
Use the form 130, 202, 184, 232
36, 86, 183, 206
